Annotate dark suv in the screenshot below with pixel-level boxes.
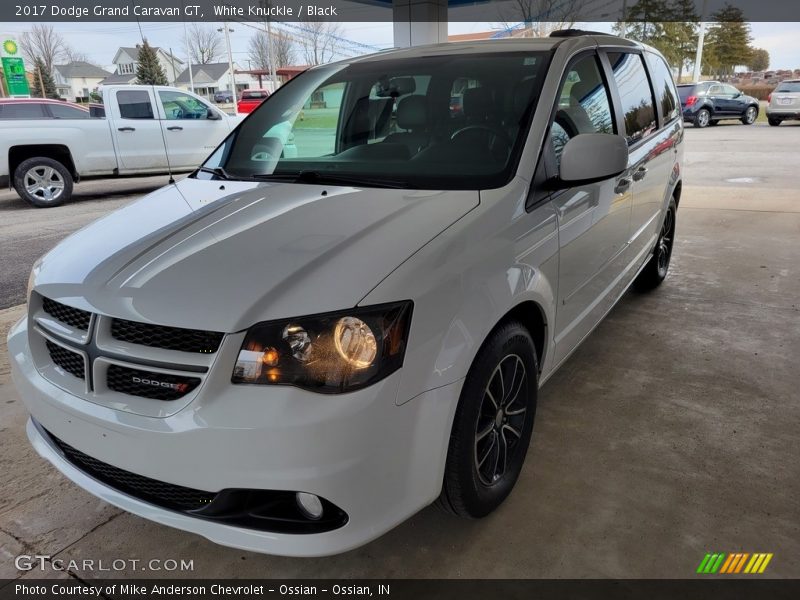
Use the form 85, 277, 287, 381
677, 81, 759, 128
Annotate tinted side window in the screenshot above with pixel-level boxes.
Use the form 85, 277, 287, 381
550, 53, 615, 166
645, 53, 679, 123
607, 52, 657, 144
0, 103, 46, 119
48, 103, 90, 119
117, 90, 154, 119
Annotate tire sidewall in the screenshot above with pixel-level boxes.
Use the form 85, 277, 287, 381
694, 109, 710, 128
13, 157, 73, 208
445, 322, 538, 517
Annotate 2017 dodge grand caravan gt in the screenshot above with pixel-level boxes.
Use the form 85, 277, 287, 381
9, 32, 683, 557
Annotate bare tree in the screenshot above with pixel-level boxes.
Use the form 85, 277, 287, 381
495, 0, 582, 38
297, 20, 342, 66
184, 23, 223, 65
20, 24, 66, 74
62, 47, 91, 64
248, 30, 295, 70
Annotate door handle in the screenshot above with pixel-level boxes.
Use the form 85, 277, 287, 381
167, 126, 183, 131
117, 127, 135, 132
632, 166, 648, 181
614, 178, 631, 194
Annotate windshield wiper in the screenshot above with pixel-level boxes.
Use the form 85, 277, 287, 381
251, 170, 410, 189
197, 166, 235, 180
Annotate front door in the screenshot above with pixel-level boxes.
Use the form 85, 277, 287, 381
548, 52, 633, 366
157, 90, 231, 169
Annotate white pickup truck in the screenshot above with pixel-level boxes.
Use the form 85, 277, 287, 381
0, 85, 242, 207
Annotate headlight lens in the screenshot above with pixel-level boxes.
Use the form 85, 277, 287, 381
232, 301, 413, 393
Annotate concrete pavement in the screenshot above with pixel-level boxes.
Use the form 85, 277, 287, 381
1, 122, 799, 580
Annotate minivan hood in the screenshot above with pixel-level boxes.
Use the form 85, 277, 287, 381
33, 178, 478, 332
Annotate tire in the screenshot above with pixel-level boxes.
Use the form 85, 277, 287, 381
768, 117, 781, 127
13, 157, 73, 208
741, 105, 758, 125
709, 119, 720, 126
439, 321, 538, 518
634, 197, 677, 291
693, 108, 711, 128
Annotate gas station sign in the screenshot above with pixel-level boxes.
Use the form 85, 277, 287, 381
1, 36, 31, 97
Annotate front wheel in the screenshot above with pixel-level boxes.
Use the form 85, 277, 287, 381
439, 321, 538, 518
634, 197, 677, 291
693, 108, 711, 128
13, 157, 73, 208
741, 106, 758, 125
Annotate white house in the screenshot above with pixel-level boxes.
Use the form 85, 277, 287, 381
53, 61, 112, 102
100, 46, 184, 86
175, 62, 260, 99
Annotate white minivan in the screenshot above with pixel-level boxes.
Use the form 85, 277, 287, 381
9, 31, 683, 556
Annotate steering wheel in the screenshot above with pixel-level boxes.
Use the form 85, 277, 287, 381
450, 124, 513, 157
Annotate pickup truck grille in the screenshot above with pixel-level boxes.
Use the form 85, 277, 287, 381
42, 298, 91, 330
107, 364, 200, 401
111, 318, 223, 354
46, 340, 85, 379
47, 430, 216, 511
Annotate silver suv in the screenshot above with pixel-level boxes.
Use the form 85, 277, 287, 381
767, 79, 800, 126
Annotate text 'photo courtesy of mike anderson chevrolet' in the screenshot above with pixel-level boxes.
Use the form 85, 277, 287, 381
9, 31, 683, 556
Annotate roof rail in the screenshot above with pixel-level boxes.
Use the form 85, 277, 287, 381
549, 29, 615, 38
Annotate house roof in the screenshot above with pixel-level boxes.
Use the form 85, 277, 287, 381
54, 61, 112, 79
99, 72, 137, 85
115, 46, 184, 64
175, 62, 231, 84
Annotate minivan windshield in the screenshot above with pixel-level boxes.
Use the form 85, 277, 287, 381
199, 52, 550, 189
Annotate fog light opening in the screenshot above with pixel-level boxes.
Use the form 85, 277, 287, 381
296, 492, 324, 520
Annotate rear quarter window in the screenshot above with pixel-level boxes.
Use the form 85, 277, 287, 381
0, 103, 46, 119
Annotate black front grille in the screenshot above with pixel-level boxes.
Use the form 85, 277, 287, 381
42, 297, 91, 330
46, 340, 85, 379
48, 432, 216, 511
111, 318, 223, 354
106, 364, 200, 400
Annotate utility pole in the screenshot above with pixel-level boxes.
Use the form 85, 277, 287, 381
219, 23, 236, 96
261, 0, 277, 92
182, 20, 194, 92
693, 0, 710, 82
168, 48, 178, 86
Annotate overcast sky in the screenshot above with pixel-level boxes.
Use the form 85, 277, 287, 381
2, 21, 798, 71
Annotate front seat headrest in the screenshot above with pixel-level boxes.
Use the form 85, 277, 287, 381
462, 87, 494, 120
396, 95, 428, 130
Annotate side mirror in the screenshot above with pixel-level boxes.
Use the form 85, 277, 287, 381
207, 109, 222, 121
558, 133, 628, 185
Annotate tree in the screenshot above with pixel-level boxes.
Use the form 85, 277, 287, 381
30, 56, 59, 99
20, 24, 65, 75
297, 20, 342, 66
62, 47, 91, 63
704, 4, 753, 79
248, 30, 295, 71
613, 0, 672, 42
184, 23, 222, 65
749, 47, 769, 72
135, 40, 168, 86
496, 0, 581, 37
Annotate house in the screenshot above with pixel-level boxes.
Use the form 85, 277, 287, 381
175, 62, 259, 99
100, 46, 184, 86
53, 61, 111, 102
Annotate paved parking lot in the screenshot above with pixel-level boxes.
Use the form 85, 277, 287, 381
1, 121, 799, 580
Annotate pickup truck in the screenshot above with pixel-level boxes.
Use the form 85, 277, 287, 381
0, 85, 242, 207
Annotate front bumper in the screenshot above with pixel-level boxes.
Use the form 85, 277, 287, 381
8, 316, 463, 556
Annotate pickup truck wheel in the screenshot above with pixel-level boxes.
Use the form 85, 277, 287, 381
438, 321, 538, 518
634, 198, 677, 291
14, 158, 73, 208
741, 106, 758, 125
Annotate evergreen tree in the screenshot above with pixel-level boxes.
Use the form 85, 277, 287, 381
662, 0, 699, 82
134, 40, 168, 86
704, 4, 753, 80
30, 56, 60, 99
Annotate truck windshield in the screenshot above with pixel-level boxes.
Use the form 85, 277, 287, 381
199, 52, 550, 190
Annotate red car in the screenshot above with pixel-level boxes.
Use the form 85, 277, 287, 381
237, 89, 270, 114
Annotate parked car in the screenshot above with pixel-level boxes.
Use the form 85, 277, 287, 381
213, 89, 234, 103
677, 81, 759, 127
766, 79, 800, 126
0, 85, 243, 207
237, 88, 270, 114
10, 31, 683, 557
0, 98, 94, 120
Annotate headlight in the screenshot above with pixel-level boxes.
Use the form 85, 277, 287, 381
232, 301, 413, 393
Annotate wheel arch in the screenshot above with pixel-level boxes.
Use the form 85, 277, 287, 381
9, 145, 77, 180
